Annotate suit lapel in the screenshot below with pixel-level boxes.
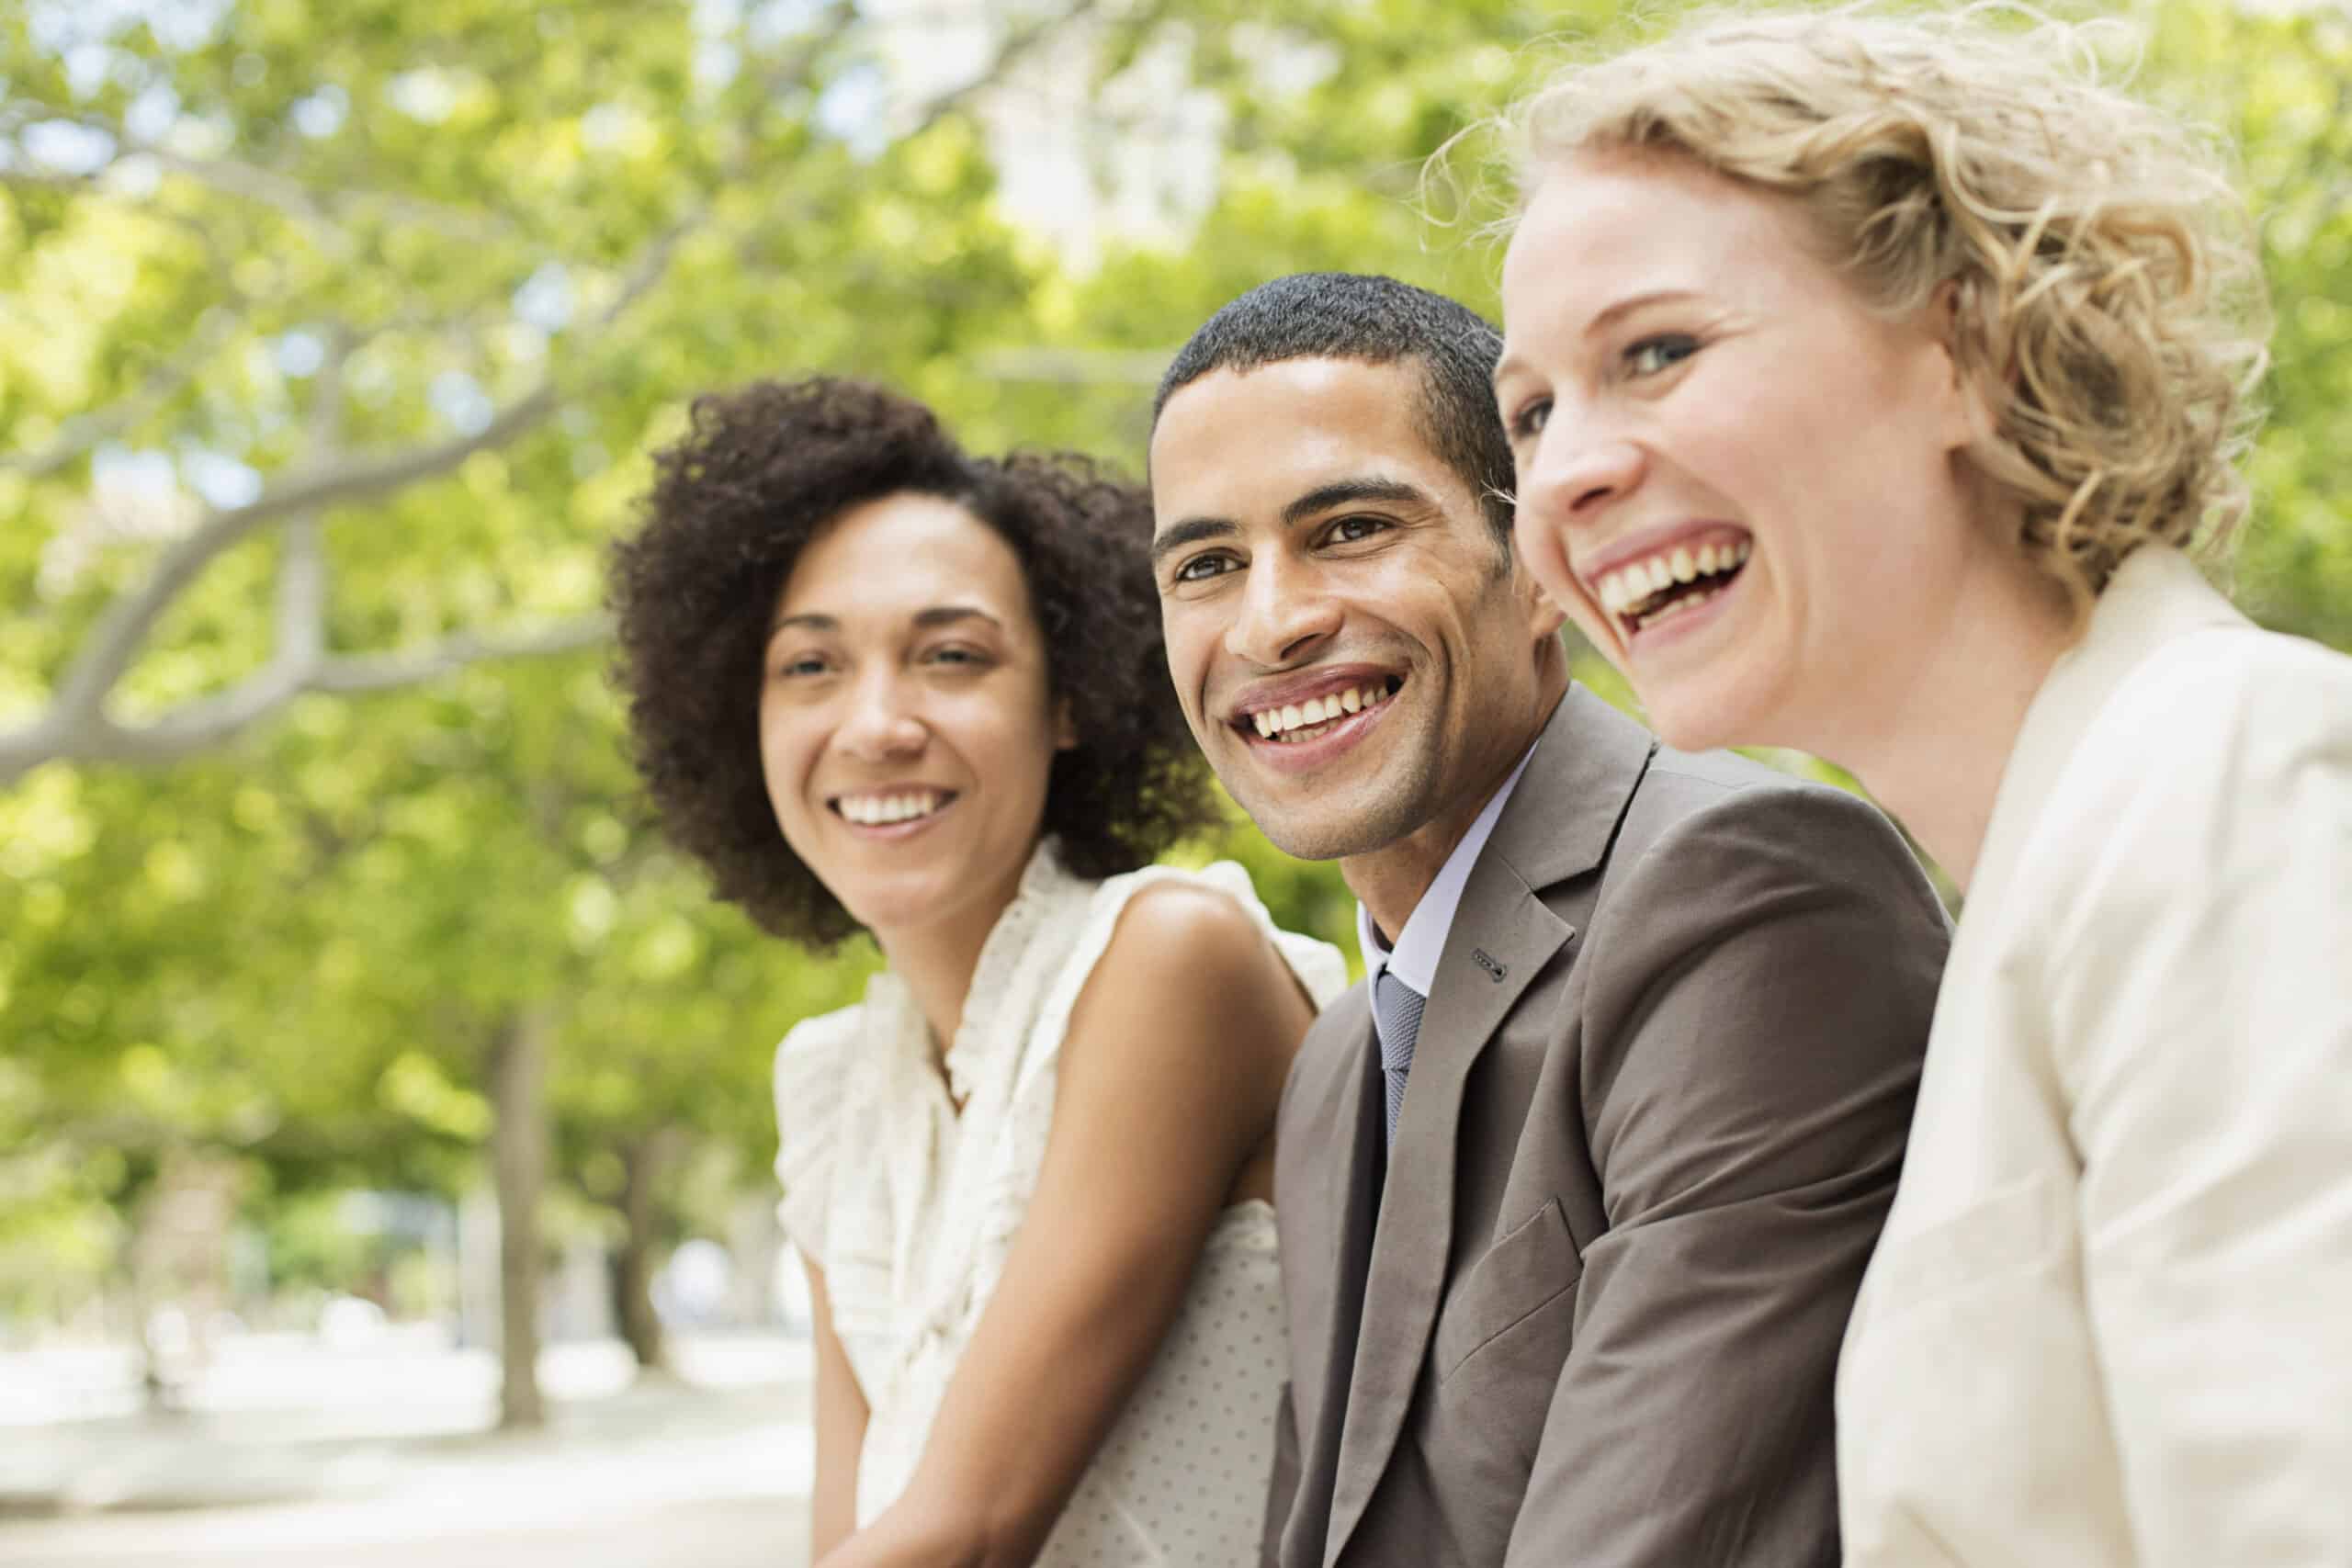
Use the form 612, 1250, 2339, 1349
1286, 1004, 1387, 1559
1321, 687, 1655, 1567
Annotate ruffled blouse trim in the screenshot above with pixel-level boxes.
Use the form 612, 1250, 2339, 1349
768, 841, 1349, 1417
941, 841, 1094, 1107
770, 1003, 866, 1263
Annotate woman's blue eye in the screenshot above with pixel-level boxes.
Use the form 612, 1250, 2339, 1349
1626, 334, 1700, 377
1509, 399, 1552, 442
778, 654, 830, 677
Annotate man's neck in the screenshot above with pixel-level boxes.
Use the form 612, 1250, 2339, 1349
1341, 699, 1555, 942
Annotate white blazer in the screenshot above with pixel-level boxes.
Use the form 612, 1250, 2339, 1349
1836, 546, 2352, 1567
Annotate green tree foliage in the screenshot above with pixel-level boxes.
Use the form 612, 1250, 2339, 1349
0, 0, 2344, 1368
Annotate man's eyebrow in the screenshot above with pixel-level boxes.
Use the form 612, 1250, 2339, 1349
1151, 479, 1433, 568
1150, 516, 1238, 568
1281, 477, 1430, 525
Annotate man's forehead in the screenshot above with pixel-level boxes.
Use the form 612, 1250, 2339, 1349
1151, 358, 1439, 492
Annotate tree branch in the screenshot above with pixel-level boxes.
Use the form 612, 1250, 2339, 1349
308, 615, 615, 694
0, 0, 1099, 785
0, 615, 614, 775
44, 379, 561, 725
1, 305, 250, 480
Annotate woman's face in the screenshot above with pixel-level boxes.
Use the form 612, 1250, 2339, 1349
759, 492, 1071, 947
1496, 150, 1984, 756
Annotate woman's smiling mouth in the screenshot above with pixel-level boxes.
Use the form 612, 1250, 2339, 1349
1589, 533, 1751, 638
830, 788, 958, 829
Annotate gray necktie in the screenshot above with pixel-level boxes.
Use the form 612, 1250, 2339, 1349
1374, 969, 1426, 1148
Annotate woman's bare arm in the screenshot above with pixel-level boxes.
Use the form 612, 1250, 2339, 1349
807, 1258, 871, 1561
815, 882, 1313, 1568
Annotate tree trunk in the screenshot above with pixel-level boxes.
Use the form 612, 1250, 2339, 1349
611, 1132, 675, 1374
490, 1009, 551, 1429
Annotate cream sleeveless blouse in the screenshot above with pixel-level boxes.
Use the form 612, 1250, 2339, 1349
773, 844, 1347, 1563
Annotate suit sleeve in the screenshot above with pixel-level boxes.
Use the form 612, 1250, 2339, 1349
2044, 649, 2352, 1567
1503, 784, 1947, 1568
1261, 1382, 1301, 1568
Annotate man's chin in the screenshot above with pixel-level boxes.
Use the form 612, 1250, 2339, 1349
1224, 778, 1421, 864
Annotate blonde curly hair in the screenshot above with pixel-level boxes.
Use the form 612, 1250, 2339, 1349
1498, 4, 2271, 606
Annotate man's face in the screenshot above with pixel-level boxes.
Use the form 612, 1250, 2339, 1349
1149, 356, 1563, 862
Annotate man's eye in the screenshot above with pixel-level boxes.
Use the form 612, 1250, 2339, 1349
1626, 334, 1700, 377
1173, 553, 1234, 583
1328, 515, 1387, 545
1508, 397, 1551, 443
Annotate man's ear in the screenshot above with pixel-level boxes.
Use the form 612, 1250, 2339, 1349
1530, 587, 1568, 640
1517, 558, 1569, 638
1054, 696, 1080, 751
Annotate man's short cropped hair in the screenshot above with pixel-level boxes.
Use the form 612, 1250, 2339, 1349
1153, 272, 1515, 550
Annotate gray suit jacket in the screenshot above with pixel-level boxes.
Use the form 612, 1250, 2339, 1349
1263, 687, 1949, 1568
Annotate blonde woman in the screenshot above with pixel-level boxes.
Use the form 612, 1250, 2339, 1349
1491, 9, 2352, 1567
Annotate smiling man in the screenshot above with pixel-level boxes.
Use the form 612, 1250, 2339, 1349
1148, 273, 1951, 1568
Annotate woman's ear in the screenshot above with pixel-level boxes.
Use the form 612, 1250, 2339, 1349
1054, 696, 1080, 751
1930, 278, 2000, 453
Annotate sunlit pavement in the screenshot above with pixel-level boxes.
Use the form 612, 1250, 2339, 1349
0, 1330, 814, 1567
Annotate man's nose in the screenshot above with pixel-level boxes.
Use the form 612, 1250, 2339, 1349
1225, 552, 1342, 669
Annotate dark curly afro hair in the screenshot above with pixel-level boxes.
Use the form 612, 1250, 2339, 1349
608, 376, 1222, 950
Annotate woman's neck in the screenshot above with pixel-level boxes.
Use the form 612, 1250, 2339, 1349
1831, 556, 2080, 894
872, 857, 1032, 1071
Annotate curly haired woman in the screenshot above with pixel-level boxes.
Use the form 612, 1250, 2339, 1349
1490, 9, 2352, 1566
610, 378, 1344, 1568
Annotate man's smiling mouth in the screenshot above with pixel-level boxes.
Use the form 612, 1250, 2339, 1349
1236, 676, 1404, 745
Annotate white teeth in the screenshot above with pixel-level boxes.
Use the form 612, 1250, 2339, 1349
1592, 538, 1752, 619
1250, 682, 1392, 739
1633, 585, 1724, 631
841, 791, 945, 825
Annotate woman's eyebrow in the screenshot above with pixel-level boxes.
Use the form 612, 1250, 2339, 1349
912, 605, 1002, 630
767, 605, 1002, 636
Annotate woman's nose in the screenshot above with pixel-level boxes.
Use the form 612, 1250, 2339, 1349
837, 674, 926, 761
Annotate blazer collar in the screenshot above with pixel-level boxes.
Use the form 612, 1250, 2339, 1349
1485, 683, 1659, 894
1321, 682, 1655, 1566
1968, 547, 2245, 919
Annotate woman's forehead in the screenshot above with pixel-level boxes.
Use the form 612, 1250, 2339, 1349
774, 493, 1034, 633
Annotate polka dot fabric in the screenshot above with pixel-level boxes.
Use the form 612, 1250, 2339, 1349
771, 842, 1347, 1564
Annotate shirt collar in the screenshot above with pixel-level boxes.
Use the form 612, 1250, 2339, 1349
1356, 741, 1540, 996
